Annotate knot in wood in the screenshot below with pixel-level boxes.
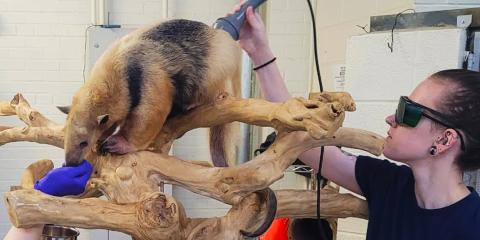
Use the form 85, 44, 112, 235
215, 92, 230, 101
11, 94, 20, 105
221, 177, 234, 184
215, 182, 230, 194
115, 166, 133, 180
137, 193, 176, 228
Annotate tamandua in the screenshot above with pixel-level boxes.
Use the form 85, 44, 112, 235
63, 19, 241, 167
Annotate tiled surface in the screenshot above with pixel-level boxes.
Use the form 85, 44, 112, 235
0, 0, 164, 239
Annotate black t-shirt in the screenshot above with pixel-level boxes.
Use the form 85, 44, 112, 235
355, 155, 480, 240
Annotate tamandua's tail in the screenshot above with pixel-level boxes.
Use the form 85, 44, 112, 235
209, 109, 241, 167
210, 125, 231, 167
208, 30, 242, 167
208, 76, 241, 167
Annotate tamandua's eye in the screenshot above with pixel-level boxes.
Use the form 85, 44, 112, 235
79, 141, 89, 149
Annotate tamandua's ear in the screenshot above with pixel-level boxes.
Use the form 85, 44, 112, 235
57, 105, 71, 114
97, 114, 109, 126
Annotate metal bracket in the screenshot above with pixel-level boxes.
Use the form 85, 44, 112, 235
371, 8, 480, 32
458, 15, 472, 28
467, 32, 480, 71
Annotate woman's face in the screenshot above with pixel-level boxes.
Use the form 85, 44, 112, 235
383, 78, 448, 164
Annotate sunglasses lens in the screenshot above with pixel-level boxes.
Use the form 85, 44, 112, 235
396, 97, 423, 127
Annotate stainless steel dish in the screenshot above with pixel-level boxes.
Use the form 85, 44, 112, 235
41, 225, 79, 240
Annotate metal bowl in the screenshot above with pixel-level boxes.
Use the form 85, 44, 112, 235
42, 225, 79, 240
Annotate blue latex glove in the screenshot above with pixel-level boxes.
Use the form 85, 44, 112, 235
34, 160, 93, 196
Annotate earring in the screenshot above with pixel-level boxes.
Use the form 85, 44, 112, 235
429, 145, 437, 155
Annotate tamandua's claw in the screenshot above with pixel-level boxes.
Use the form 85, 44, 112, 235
97, 135, 135, 155
97, 140, 109, 156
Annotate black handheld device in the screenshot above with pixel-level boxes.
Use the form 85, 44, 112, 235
213, 0, 267, 40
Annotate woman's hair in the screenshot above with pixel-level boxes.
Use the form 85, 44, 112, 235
431, 69, 480, 171
289, 218, 333, 240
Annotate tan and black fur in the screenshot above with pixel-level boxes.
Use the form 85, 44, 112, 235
64, 19, 241, 167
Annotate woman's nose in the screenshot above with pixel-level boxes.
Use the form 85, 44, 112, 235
385, 114, 397, 127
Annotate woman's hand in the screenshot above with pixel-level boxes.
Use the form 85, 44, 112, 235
229, 1, 274, 65
34, 159, 93, 196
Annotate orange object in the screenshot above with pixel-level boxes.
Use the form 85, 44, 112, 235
259, 218, 289, 240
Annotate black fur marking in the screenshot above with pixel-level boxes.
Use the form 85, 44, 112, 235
142, 19, 210, 118
168, 70, 192, 118
125, 58, 143, 110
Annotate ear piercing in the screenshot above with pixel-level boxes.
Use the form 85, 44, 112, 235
429, 145, 437, 155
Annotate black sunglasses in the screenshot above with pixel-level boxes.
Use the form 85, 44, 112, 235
395, 96, 466, 151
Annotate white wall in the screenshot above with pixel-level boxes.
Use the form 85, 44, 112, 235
266, 0, 314, 97
314, 0, 415, 92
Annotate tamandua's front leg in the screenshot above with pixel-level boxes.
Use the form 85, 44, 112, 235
101, 77, 175, 155
100, 134, 135, 154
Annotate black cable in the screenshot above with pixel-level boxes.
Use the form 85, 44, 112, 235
306, 0, 328, 239
306, 0, 322, 92
387, 8, 415, 52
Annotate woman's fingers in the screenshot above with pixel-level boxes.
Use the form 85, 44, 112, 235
245, 6, 263, 30
226, 0, 247, 16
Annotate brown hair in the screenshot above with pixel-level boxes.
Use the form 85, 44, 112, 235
431, 69, 480, 171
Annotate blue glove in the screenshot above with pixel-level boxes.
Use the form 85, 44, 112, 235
34, 160, 93, 196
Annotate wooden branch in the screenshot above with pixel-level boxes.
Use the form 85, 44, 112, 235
0, 126, 64, 147
0, 100, 16, 116
5, 188, 275, 240
0, 126, 14, 131
0, 94, 64, 147
1, 92, 381, 239
20, 159, 54, 189
275, 189, 368, 220
154, 92, 356, 153
5, 187, 365, 240
9, 94, 60, 128
87, 127, 383, 206
4, 189, 184, 239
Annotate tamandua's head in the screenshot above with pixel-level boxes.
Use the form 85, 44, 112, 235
60, 95, 115, 166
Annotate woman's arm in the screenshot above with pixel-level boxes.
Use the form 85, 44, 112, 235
4, 225, 43, 240
237, 5, 362, 195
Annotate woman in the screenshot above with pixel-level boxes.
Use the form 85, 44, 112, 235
235, 4, 480, 239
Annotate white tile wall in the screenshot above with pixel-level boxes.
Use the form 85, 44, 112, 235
0, 0, 163, 239
267, 0, 313, 98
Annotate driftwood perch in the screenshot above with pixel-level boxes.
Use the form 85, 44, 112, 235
2, 92, 382, 239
